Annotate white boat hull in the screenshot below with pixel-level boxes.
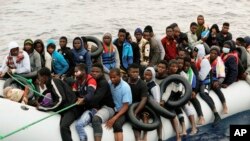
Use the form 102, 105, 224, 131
0, 80, 250, 141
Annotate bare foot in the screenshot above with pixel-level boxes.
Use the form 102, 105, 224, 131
198, 117, 205, 125
189, 128, 198, 136
176, 135, 182, 141
179, 132, 187, 137
223, 104, 228, 114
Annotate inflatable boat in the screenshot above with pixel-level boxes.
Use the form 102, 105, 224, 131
0, 78, 250, 141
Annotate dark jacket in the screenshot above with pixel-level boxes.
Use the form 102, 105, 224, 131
217, 32, 232, 47
89, 75, 115, 109
37, 78, 76, 112
58, 47, 75, 76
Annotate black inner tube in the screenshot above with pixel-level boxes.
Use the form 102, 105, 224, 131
147, 96, 176, 119
85, 36, 103, 58
128, 102, 160, 131
160, 74, 192, 108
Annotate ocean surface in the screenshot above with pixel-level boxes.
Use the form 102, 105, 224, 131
1, 0, 250, 140
1, 0, 250, 58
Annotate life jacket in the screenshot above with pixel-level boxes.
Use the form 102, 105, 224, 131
221, 51, 239, 64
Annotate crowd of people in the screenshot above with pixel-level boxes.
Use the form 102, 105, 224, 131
1, 15, 250, 141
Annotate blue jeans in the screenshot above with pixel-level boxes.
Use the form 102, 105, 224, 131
75, 109, 97, 141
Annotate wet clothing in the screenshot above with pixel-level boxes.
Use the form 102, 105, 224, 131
148, 38, 161, 66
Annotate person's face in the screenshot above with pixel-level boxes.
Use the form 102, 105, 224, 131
38, 74, 48, 85
197, 16, 204, 25
144, 70, 152, 82
135, 33, 142, 41
126, 35, 132, 43
59, 39, 67, 48
178, 51, 186, 58
143, 32, 151, 41
177, 59, 184, 70
35, 43, 43, 53
222, 25, 229, 34
91, 67, 102, 80
210, 50, 218, 61
103, 36, 111, 45
166, 28, 173, 37
74, 39, 81, 49
109, 71, 121, 85
118, 32, 126, 43
157, 63, 167, 75
169, 64, 178, 74
74, 68, 85, 79
10, 47, 19, 56
190, 25, 197, 34
192, 51, 198, 58
183, 61, 191, 72
24, 44, 32, 51
174, 27, 180, 37
47, 46, 54, 54
128, 68, 139, 80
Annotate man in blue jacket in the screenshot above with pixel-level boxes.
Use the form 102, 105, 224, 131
47, 39, 69, 77
113, 28, 133, 72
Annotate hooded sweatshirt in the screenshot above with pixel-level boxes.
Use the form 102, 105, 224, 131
47, 39, 69, 75
0, 41, 31, 74
144, 67, 161, 103
72, 37, 92, 73
101, 33, 120, 73
23, 39, 42, 72
34, 39, 52, 70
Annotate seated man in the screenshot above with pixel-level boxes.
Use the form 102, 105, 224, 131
0, 41, 31, 77
106, 68, 132, 141
36, 67, 80, 141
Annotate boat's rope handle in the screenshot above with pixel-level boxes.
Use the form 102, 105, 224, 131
6, 72, 51, 100
0, 103, 77, 140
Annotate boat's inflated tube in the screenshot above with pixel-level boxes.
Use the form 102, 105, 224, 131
3, 77, 34, 100
85, 36, 103, 58
160, 74, 192, 108
128, 102, 160, 131
147, 96, 176, 119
